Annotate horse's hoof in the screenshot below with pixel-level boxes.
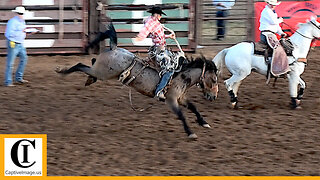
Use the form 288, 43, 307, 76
231, 102, 238, 109
292, 105, 302, 110
188, 133, 198, 139
55, 67, 61, 73
202, 124, 211, 128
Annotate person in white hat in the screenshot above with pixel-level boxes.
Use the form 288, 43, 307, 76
259, 0, 287, 44
4, 6, 29, 86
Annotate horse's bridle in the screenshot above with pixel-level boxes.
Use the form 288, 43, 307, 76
310, 20, 320, 40
199, 62, 218, 89
200, 62, 206, 82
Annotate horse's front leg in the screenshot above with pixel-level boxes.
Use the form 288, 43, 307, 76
287, 73, 301, 109
167, 97, 197, 139
296, 77, 306, 105
179, 97, 210, 128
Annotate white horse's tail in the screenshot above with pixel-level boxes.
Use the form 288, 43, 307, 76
212, 48, 228, 77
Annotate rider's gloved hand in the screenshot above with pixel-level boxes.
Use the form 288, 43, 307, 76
167, 33, 175, 39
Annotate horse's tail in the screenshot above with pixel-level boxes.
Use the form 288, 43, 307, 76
106, 22, 117, 50
212, 48, 228, 77
85, 22, 118, 51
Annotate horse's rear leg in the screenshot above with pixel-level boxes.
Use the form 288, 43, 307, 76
167, 98, 197, 139
56, 63, 91, 75
85, 58, 98, 86
179, 98, 210, 128
225, 74, 247, 109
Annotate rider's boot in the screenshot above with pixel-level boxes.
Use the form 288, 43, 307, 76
154, 71, 174, 101
155, 91, 165, 101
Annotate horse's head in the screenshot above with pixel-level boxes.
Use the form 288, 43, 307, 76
299, 18, 320, 39
309, 19, 320, 39
198, 56, 219, 101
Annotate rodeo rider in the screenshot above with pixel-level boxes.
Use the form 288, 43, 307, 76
259, 0, 287, 45
134, 6, 176, 100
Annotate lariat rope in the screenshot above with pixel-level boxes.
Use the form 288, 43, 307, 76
129, 88, 152, 112
163, 26, 184, 55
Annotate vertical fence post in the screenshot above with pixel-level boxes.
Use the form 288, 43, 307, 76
59, 0, 65, 40
247, 0, 255, 41
189, 0, 196, 50
88, 0, 100, 54
82, 0, 88, 52
98, 0, 107, 54
195, 0, 203, 46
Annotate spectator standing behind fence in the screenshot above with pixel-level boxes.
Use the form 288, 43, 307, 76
212, 0, 235, 41
4, 6, 38, 87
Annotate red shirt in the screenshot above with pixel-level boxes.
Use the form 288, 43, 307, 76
137, 16, 166, 46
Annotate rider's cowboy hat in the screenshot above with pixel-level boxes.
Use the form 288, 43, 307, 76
12, 6, 26, 14
265, 0, 281, 6
147, 6, 167, 16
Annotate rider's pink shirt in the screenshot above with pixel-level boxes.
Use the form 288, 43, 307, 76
137, 16, 166, 47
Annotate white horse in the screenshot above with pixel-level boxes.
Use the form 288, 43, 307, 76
212, 19, 320, 109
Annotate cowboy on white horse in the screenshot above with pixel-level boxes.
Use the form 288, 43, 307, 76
212, 16, 320, 109
259, 0, 291, 79
134, 6, 178, 100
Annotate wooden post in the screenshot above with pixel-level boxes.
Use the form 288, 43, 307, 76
247, 0, 255, 41
98, 0, 107, 54
188, 0, 196, 50
88, 0, 100, 54
195, 0, 203, 46
59, 0, 64, 40
82, 0, 88, 52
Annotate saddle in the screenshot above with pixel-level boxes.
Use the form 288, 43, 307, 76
254, 33, 291, 80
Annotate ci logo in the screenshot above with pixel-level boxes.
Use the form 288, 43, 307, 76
10, 139, 36, 168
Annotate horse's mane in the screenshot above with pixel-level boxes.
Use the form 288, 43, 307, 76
181, 58, 217, 74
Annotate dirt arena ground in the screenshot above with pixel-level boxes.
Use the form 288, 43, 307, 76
0, 47, 319, 176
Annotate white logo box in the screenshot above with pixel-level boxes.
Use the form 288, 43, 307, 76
4, 138, 43, 176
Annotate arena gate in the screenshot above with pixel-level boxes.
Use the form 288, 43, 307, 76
88, 0, 197, 54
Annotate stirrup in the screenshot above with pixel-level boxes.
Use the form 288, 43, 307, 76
155, 91, 166, 101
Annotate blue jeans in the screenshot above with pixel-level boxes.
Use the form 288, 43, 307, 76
260, 32, 267, 44
216, 10, 229, 39
155, 71, 174, 95
4, 40, 28, 86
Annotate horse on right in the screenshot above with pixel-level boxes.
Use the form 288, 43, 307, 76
212, 18, 320, 109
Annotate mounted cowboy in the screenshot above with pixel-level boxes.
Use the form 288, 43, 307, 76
134, 6, 178, 100
259, 0, 291, 80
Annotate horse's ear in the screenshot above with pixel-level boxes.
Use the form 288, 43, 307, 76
200, 52, 206, 62
310, 16, 317, 22
297, 22, 303, 28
